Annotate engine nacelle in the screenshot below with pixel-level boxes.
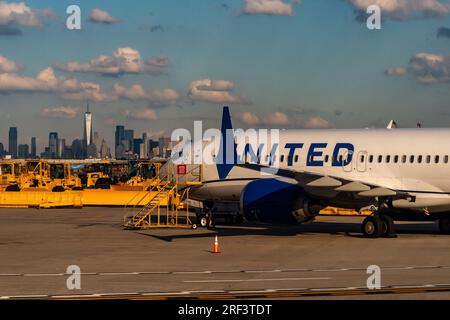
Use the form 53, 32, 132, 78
240, 178, 323, 225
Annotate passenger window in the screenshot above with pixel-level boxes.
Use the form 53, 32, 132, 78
280, 155, 285, 163
338, 155, 343, 163
394, 155, 399, 163
402, 155, 407, 163
426, 155, 431, 163
386, 155, 390, 163
325, 155, 329, 163
445, 155, 449, 164
294, 155, 299, 163
360, 155, 365, 163
410, 155, 414, 163
435, 155, 440, 164
369, 155, 373, 163
377, 155, 382, 163
418, 155, 422, 163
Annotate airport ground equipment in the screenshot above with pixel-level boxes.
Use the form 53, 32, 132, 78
123, 164, 202, 229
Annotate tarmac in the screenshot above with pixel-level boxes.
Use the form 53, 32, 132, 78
1, 207, 450, 300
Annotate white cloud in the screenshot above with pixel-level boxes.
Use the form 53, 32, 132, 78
263, 111, 289, 125
240, 111, 261, 125
407, 52, 450, 84
188, 79, 249, 104
384, 67, 407, 76
348, 0, 450, 20
112, 84, 179, 106
55, 48, 168, 76
122, 108, 158, 121
61, 81, 112, 102
0, 55, 21, 73
304, 116, 331, 129
0, 63, 111, 102
388, 52, 450, 84
242, 0, 295, 16
88, 8, 119, 24
239, 111, 289, 125
41, 106, 81, 119
0, 1, 52, 27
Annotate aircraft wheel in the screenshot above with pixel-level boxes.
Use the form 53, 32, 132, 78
438, 217, 450, 234
198, 215, 208, 228
362, 216, 382, 238
191, 224, 198, 230
379, 215, 396, 237
207, 217, 216, 229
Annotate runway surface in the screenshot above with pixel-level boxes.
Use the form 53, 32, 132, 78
1, 207, 450, 299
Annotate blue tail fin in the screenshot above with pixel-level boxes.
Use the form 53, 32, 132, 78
217, 106, 236, 179
221, 106, 233, 133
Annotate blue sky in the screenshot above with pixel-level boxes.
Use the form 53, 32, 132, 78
0, 0, 450, 152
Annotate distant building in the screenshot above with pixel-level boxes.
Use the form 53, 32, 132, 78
57, 138, 65, 159
115, 125, 125, 159
99, 139, 111, 159
142, 133, 148, 159
8, 127, 17, 158
0, 142, 5, 158
48, 132, 58, 158
30, 137, 36, 158
158, 137, 172, 158
133, 138, 143, 156
18, 144, 29, 159
71, 139, 84, 159
83, 103, 93, 145
124, 129, 134, 151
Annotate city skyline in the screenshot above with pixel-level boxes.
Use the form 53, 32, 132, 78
1, 0, 450, 152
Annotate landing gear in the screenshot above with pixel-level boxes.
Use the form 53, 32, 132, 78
438, 217, 450, 234
199, 216, 208, 227
362, 213, 397, 238
196, 207, 215, 229
362, 216, 382, 238
380, 215, 397, 238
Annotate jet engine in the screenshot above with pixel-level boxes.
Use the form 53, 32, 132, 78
240, 178, 324, 225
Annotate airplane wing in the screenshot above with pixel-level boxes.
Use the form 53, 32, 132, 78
236, 163, 413, 201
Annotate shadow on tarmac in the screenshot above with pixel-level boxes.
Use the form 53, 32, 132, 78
134, 220, 442, 242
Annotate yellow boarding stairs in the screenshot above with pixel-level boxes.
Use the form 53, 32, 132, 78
123, 164, 201, 230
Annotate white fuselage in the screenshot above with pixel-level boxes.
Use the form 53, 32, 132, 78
185, 128, 450, 213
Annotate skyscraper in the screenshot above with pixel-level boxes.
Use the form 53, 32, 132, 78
115, 125, 125, 159
8, 127, 17, 158
30, 137, 36, 158
124, 129, 134, 151
48, 132, 58, 158
18, 144, 29, 159
83, 103, 93, 147
57, 138, 65, 159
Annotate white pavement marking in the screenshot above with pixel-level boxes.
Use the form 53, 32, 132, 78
97, 272, 140, 276
96, 292, 139, 296
3, 265, 450, 278
184, 277, 330, 283
141, 291, 191, 296
2, 294, 48, 299
244, 270, 282, 273
172, 271, 212, 274
51, 294, 101, 298
23, 273, 64, 277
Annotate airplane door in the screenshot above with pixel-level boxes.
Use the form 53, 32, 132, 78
356, 151, 367, 172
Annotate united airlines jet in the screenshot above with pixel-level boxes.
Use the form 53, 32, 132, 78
171, 107, 450, 238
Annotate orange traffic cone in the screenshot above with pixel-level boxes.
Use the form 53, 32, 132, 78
212, 235, 220, 254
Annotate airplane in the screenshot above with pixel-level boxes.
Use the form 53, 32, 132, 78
169, 106, 450, 238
